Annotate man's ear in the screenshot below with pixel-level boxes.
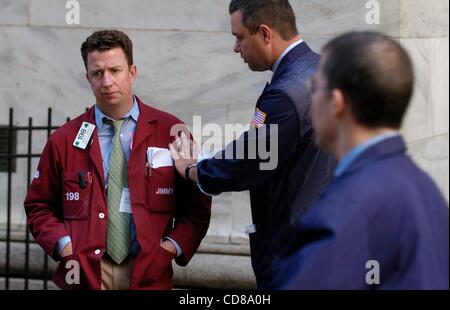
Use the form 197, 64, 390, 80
259, 24, 272, 44
331, 89, 347, 117
129, 64, 137, 82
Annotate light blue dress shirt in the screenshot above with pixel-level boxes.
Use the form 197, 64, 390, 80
334, 132, 400, 178
57, 97, 181, 257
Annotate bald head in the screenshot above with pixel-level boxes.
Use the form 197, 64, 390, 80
321, 31, 414, 129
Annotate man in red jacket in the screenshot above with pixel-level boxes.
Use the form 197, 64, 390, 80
24, 30, 211, 290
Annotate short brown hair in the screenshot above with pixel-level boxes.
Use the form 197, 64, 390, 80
81, 30, 133, 69
322, 31, 414, 129
229, 0, 298, 40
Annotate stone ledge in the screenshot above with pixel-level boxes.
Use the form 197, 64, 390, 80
174, 253, 255, 289
0, 227, 251, 256
24, 0, 411, 37
0, 0, 28, 26
0, 277, 60, 290
198, 241, 249, 256
0, 240, 255, 289
29, 0, 229, 32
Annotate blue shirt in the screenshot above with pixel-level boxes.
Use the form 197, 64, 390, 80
57, 97, 181, 257
334, 132, 400, 178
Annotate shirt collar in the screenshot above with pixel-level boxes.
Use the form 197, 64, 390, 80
334, 132, 400, 178
95, 96, 139, 130
271, 39, 304, 76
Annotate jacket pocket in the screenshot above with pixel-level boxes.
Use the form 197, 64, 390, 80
62, 171, 92, 220
140, 245, 175, 287
145, 166, 176, 213
53, 253, 82, 290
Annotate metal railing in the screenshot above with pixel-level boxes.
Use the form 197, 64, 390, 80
1, 108, 69, 290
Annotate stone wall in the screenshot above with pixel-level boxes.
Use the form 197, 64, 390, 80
0, 0, 448, 289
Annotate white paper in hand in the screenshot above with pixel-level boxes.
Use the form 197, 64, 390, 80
147, 147, 174, 169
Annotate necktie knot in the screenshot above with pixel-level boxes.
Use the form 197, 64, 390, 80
103, 118, 126, 133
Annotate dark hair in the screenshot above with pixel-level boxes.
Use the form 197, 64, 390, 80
81, 30, 133, 69
229, 0, 298, 40
322, 31, 414, 129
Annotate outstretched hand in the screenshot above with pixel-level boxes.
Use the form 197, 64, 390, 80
169, 132, 198, 180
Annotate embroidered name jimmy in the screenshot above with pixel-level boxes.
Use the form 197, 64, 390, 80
156, 188, 174, 195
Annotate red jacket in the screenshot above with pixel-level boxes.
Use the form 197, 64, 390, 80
24, 97, 211, 289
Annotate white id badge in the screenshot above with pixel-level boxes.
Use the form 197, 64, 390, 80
73, 122, 96, 150
119, 188, 132, 214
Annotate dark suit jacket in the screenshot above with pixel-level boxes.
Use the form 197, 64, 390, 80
198, 42, 336, 288
274, 136, 449, 289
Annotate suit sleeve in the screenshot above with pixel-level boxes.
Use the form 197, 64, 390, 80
23, 137, 69, 260
197, 90, 300, 194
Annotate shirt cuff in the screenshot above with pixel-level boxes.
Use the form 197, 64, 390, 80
163, 237, 182, 257
56, 236, 72, 255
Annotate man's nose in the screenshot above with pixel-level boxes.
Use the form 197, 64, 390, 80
234, 43, 240, 53
102, 72, 113, 87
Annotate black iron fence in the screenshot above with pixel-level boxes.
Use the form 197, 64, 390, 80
1, 108, 70, 290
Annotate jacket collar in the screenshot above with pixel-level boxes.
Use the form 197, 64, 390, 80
134, 95, 158, 123
130, 96, 158, 152
270, 41, 312, 83
340, 135, 407, 178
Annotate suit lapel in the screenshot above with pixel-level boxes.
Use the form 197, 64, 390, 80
84, 107, 107, 193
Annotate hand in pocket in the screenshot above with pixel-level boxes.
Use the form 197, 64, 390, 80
61, 241, 73, 258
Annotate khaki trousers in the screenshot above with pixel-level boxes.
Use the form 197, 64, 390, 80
101, 254, 135, 290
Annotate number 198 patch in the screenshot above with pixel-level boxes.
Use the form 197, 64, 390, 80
65, 192, 80, 201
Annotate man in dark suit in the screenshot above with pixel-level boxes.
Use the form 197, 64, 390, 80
170, 0, 335, 289
273, 31, 449, 289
